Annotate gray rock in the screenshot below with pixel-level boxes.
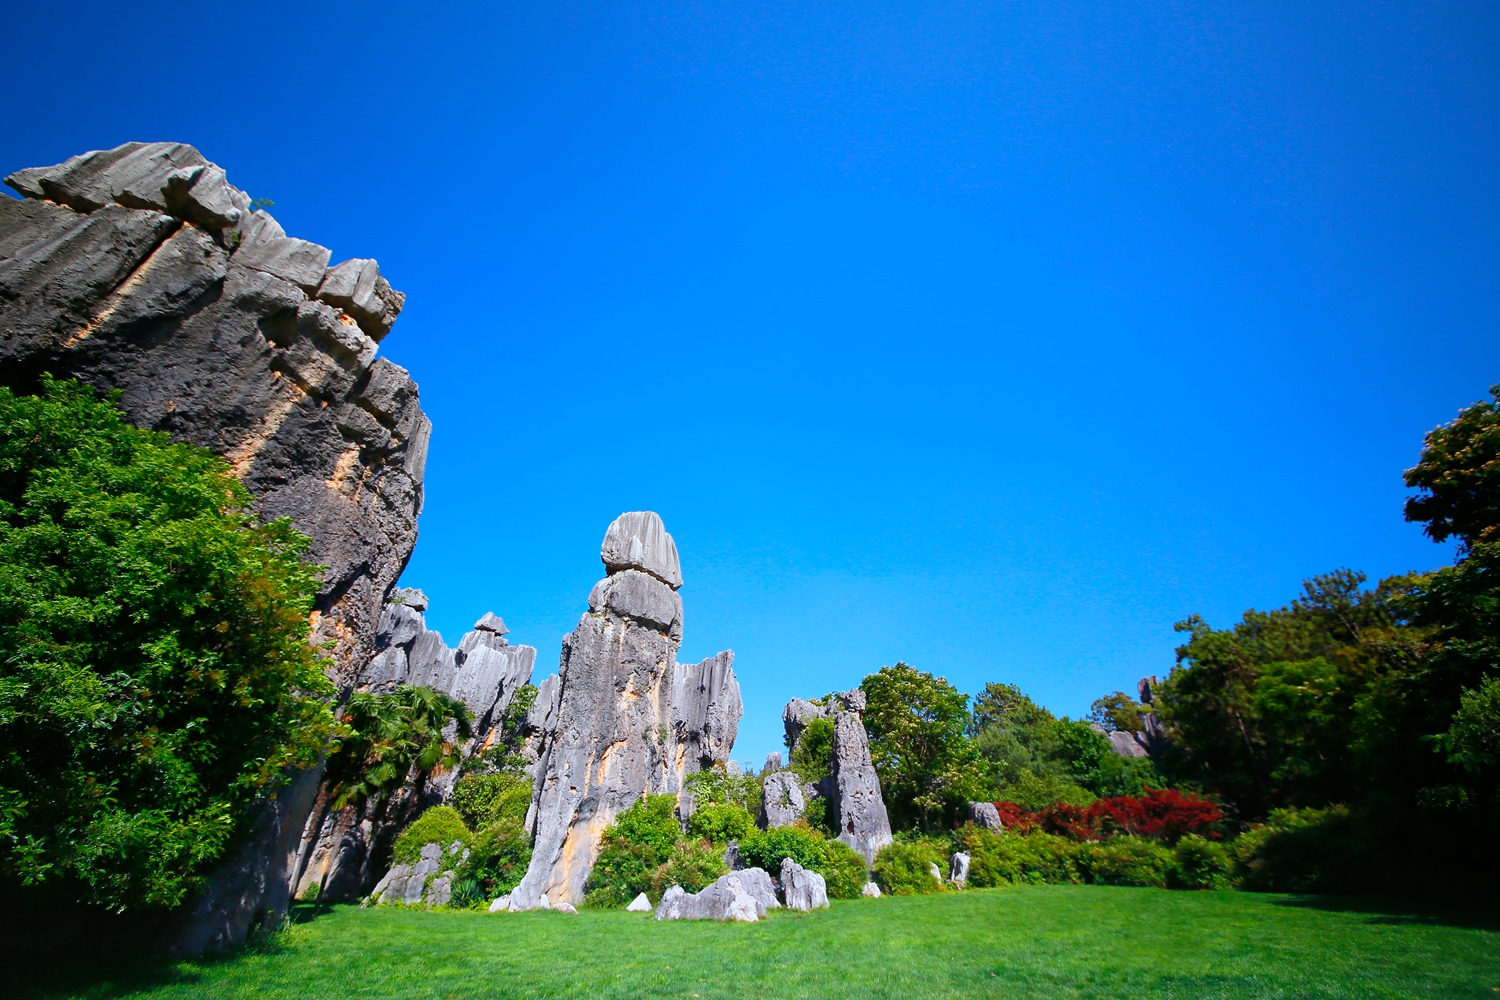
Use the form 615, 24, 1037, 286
782, 698, 830, 757
862, 881, 882, 898
600, 511, 683, 589
969, 801, 1003, 830
720, 868, 779, 912
163, 162, 244, 229
827, 711, 893, 866
375, 863, 413, 905
393, 587, 430, 612
589, 569, 682, 633
5, 141, 208, 214
315, 257, 405, 340
474, 612, 509, 635
377, 602, 426, 651
1138, 675, 1159, 704
723, 840, 742, 870
527, 673, 561, 733
1108, 730, 1150, 758
507, 513, 740, 910
763, 751, 783, 773
780, 858, 830, 911
425, 872, 454, 907
727, 760, 742, 778
553, 900, 578, 914
627, 892, 653, 912
654, 875, 761, 922
927, 861, 943, 885
231, 210, 332, 293
949, 852, 970, 887
761, 771, 805, 829
489, 895, 510, 913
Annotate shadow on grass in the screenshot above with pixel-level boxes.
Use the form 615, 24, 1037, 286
11, 905, 337, 1000
1272, 893, 1500, 932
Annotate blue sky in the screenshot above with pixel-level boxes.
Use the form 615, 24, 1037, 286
4, 1, 1497, 765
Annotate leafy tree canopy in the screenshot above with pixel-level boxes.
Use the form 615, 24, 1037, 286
0, 377, 336, 912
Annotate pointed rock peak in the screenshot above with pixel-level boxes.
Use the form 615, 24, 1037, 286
600, 511, 682, 589
474, 612, 508, 634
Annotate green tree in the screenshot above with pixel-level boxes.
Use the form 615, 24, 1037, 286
1088, 692, 1144, 733
861, 663, 986, 831
0, 377, 336, 912
323, 685, 472, 810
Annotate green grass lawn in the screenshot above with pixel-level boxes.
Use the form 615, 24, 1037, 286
20, 886, 1499, 1000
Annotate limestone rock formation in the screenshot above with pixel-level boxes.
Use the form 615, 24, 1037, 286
1102, 677, 1169, 759
969, 801, 1003, 830
509, 512, 742, 909
1, 142, 429, 954
761, 771, 806, 828
626, 892, 653, 912
654, 872, 767, 922
367, 840, 466, 908
1, 142, 425, 683
763, 751, 783, 773
291, 595, 536, 903
949, 851, 971, 887
779, 858, 830, 911
862, 880, 882, 897
826, 704, 893, 867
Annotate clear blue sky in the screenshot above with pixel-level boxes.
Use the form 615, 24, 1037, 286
5, 1, 1497, 766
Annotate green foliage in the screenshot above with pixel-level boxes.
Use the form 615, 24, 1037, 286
1169, 833, 1232, 890
683, 763, 761, 815
391, 806, 471, 865
955, 826, 1083, 887
1078, 836, 1174, 888
862, 663, 987, 831
1088, 692, 1145, 733
1230, 806, 1369, 893
583, 794, 684, 908
789, 716, 835, 784
451, 772, 531, 829
995, 770, 1096, 811
736, 823, 826, 873
652, 839, 726, 896
461, 818, 531, 902
325, 686, 473, 810
1444, 675, 1500, 772
800, 793, 832, 835
814, 837, 869, 899
687, 802, 754, 844
1403, 382, 1500, 552
0, 377, 337, 912
871, 839, 944, 895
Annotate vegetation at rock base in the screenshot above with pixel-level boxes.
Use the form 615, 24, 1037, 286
0, 377, 336, 913
736, 823, 867, 899
385, 804, 530, 907
391, 807, 472, 865
584, 794, 721, 908
324, 685, 473, 810
17, 887, 1498, 1000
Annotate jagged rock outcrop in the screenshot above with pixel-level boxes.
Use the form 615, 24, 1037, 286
1102, 676, 1169, 759
778, 690, 891, 866
1, 143, 426, 682
761, 771, 806, 828
780, 858, 830, 911
1, 142, 429, 954
509, 512, 742, 909
290, 593, 537, 902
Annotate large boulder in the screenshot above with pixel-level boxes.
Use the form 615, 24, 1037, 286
508, 513, 742, 910
761, 771, 806, 828
780, 858, 829, 911
655, 874, 763, 922
969, 801, 1003, 830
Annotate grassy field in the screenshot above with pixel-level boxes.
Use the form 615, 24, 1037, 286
18, 886, 1499, 1000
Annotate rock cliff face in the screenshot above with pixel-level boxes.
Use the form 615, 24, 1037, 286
0, 142, 429, 952
509, 512, 742, 909
1, 142, 427, 681
289, 590, 537, 903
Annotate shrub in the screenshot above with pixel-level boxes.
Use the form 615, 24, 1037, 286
688, 802, 754, 844
461, 817, 531, 902
0, 377, 336, 912
392, 806, 471, 864
608, 794, 682, 856
1090, 788, 1223, 843
996, 771, 1097, 811
684, 763, 763, 816
452, 773, 531, 829
1079, 836, 1174, 888
1233, 805, 1367, 893
1170, 833, 1233, 890
790, 716, 835, 784
583, 794, 684, 908
816, 837, 871, 899
872, 840, 945, 895
652, 839, 727, 896
956, 825, 1082, 887
738, 824, 827, 874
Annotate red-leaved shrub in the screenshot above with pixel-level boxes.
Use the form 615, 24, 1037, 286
991, 789, 1221, 844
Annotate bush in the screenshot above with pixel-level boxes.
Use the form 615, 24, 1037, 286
1079, 836, 1174, 888
583, 794, 684, 908
652, 839, 726, 896
462, 818, 531, 902
790, 716, 835, 784
956, 825, 1082, 887
1232, 805, 1367, 893
738, 824, 827, 874
0, 377, 336, 912
452, 773, 531, 829
608, 794, 681, 856
688, 802, 754, 844
1170, 833, 1233, 890
996, 771, 1097, 811
816, 837, 870, 899
392, 806, 471, 864
872, 840, 945, 895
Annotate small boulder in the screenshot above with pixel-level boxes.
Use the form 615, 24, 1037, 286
425, 873, 454, 907
655, 875, 762, 922
626, 892, 653, 912
949, 852, 971, 888
927, 861, 944, 885
862, 881, 882, 898
553, 901, 578, 914
489, 895, 510, 913
780, 858, 830, 911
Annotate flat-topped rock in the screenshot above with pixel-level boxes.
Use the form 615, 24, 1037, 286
600, 511, 683, 589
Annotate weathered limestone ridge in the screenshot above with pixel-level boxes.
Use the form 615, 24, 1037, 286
509, 512, 742, 909
0, 142, 428, 954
